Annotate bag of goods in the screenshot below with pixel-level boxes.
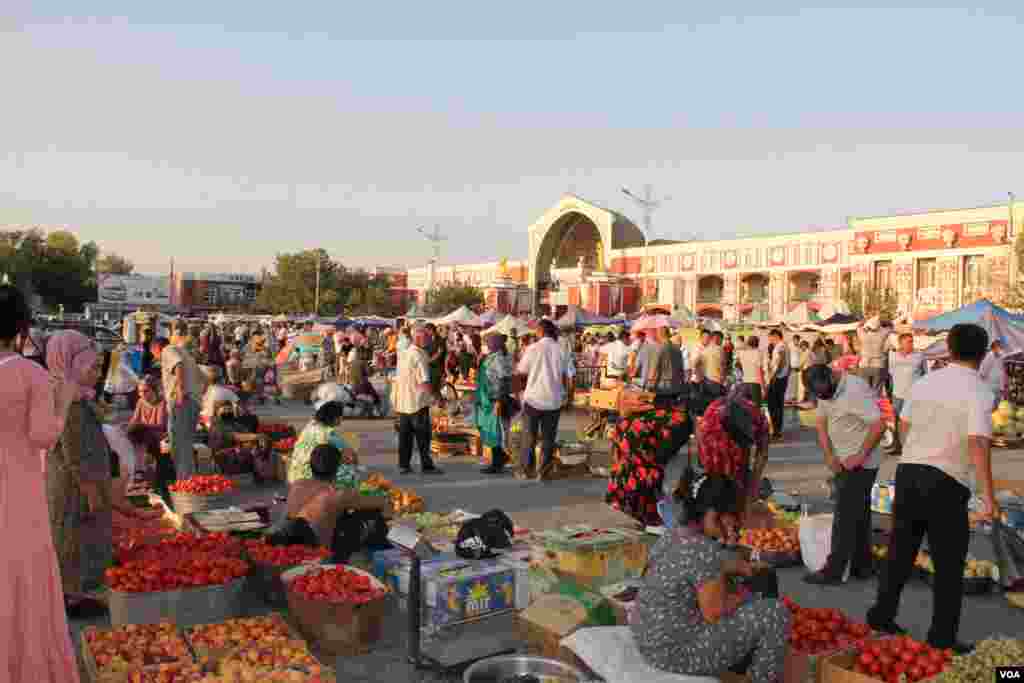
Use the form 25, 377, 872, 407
798, 513, 837, 574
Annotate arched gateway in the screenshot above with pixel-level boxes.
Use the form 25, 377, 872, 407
527, 195, 645, 314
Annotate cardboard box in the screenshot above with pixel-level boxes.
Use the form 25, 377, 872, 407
422, 559, 527, 628
517, 594, 599, 660
535, 526, 644, 590
820, 651, 878, 683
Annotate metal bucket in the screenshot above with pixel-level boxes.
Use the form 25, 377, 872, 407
463, 655, 588, 683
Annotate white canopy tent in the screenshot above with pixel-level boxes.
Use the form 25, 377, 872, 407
434, 306, 484, 327
481, 315, 532, 338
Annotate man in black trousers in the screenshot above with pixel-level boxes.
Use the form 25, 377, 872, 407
866, 323, 1002, 655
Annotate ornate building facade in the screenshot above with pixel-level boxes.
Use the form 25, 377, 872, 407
404, 195, 1019, 320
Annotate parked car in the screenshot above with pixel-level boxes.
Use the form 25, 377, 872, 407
37, 319, 125, 352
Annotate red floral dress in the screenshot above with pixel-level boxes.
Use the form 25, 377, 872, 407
606, 408, 691, 526
697, 397, 769, 497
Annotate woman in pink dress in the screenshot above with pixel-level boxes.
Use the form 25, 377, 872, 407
0, 285, 81, 682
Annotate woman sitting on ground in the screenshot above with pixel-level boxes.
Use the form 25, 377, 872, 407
124, 375, 172, 502
287, 400, 358, 488
271, 445, 389, 562
633, 473, 791, 683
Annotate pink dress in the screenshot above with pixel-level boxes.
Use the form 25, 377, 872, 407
0, 354, 80, 683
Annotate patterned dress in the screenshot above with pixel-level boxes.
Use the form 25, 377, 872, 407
474, 352, 513, 449
632, 526, 790, 683
47, 399, 115, 595
286, 421, 356, 489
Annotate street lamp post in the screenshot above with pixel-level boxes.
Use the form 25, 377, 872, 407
622, 185, 671, 309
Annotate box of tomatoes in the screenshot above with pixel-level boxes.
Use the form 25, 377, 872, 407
782, 597, 876, 683
820, 636, 954, 683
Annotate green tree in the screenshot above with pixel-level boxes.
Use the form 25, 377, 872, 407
0, 228, 96, 312
422, 283, 484, 315
842, 282, 899, 319
255, 249, 342, 315
96, 251, 135, 275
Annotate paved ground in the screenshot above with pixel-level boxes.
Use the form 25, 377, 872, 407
74, 399, 1024, 682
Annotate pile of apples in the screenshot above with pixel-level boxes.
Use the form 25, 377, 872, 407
850, 637, 952, 682
86, 622, 191, 672
740, 527, 801, 554
186, 616, 294, 656
289, 566, 387, 605
170, 475, 237, 496
782, 596, 873, 656
127, 662, 208, 683
217, 641, 323, 675
107, 553, 248, 593
243, 539, 330, 567
199, 670, 331, 683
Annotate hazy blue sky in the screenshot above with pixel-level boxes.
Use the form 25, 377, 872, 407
2, 2, 1022, 275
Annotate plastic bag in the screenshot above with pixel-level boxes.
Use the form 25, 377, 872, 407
104, 350, 140, 395
991, 520, 1024, 591
799, 513, 835, 573
103, 424, 137, 484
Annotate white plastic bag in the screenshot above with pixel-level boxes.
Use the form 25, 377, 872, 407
799, 513, 836, 573
560, 626, 717, 683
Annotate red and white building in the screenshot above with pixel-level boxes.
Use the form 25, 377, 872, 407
404, 195, 1020, 320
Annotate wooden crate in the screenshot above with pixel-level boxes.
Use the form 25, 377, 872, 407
80, 624, 194, 683
182, 614, 297, 666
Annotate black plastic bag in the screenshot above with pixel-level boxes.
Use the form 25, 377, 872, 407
456, 509, 514, 560
991, 520, 1024, 591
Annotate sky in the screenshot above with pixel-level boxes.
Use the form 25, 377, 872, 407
1, 2, 1023, 275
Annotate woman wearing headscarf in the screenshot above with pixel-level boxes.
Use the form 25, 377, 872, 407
46, 330, 117, 617
0, 285, 82, 682
697, 389, 771, 517
475, 334, 514, 475
287, 401, 359, 488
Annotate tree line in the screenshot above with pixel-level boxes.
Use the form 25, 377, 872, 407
0, 227, 134, 312
253, 248, 485, 317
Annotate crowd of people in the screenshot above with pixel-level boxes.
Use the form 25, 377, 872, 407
0, 277, 1013, 682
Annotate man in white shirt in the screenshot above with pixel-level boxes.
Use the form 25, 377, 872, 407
765, 329, 790, 439
979, 340, 1005, 405
393, 326, 443, 475
601, 331, 630, 380
867, 324, 1001, 654
516, 320, 570, 481
803, 364, 885, 585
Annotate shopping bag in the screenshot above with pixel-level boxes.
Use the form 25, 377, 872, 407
799, 513, 835, 573
991, 520, 1024, 591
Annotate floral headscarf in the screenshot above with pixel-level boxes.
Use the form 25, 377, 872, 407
46, 329, 99, 400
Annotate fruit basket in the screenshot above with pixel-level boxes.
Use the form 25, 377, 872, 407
242, 540, 331, 607
169, 475, 238, 515
81, 623, 194, 683
282, 564, 390, 656
183, 614, 297, 666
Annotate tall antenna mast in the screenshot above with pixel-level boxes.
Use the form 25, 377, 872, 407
417, 225, 447, 264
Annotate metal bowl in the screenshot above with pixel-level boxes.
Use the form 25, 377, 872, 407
463, 655, 588, 683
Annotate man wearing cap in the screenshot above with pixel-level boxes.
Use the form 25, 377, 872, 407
393, 326, 443, 475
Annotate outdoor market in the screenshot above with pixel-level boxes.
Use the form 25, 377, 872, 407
4, 292, 1024, 683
